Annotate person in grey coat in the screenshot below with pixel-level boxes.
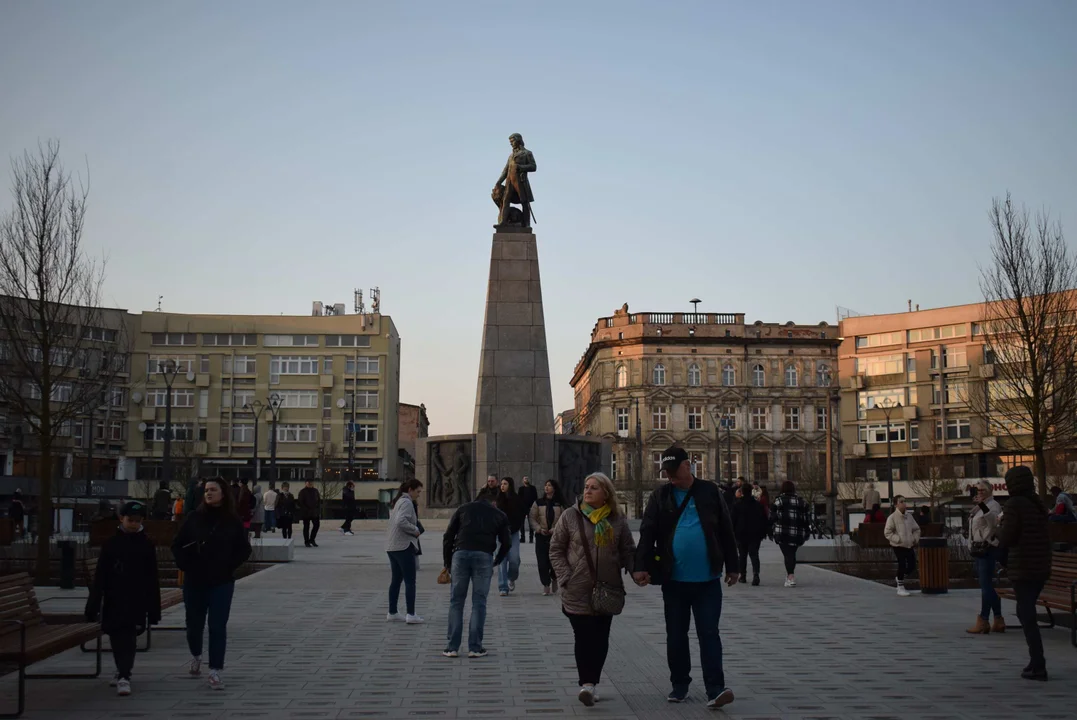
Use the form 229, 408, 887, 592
384, 480, 425, 624
251, 484, 265, 539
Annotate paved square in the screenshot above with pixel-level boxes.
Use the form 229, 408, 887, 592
10, 526, 1076, 719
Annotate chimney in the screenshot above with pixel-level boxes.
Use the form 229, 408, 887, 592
907, 299, 912, 312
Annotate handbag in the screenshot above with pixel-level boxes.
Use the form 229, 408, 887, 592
574, 511, 625, 615
969, 540, 990, 558
437, 567, 451, 585
645, 486, 696, 586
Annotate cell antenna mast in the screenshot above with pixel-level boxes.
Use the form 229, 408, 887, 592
156, 295, 163, 312
354, 289, 365, 315
370, 287, 381, 313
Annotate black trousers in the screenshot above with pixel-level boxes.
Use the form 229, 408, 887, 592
303, 518, 320, 544
110, 630, 138, 680
779, 543, 798, 575
279, 518, 293, 539
535, 534, 553, 586
1014, 579, 1046, 670
894, 547, 916, 581
738, 538, 761, 577
565, 611, 613, 686
341, 508, 354, 532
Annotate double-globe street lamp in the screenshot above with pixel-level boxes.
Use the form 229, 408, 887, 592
876, 398, 903, 511
243, 393, 282, 484
160, 359, 184, 485
707, 408, 733, 484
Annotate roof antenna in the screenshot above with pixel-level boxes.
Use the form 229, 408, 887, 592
156, 295, 163, 312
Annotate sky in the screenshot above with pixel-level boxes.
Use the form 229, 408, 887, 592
1, 1, 1075, 436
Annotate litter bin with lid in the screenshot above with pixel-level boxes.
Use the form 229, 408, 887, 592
918, 537, 949, 594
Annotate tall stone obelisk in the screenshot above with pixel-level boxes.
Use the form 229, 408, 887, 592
472, 227, 556, 485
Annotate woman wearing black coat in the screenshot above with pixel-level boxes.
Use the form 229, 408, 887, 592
85, 500, 162, 696
172, 478, 251, 690
730, 489, 769, 586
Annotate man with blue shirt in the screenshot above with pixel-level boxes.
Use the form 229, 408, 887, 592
634, 446, 739, 709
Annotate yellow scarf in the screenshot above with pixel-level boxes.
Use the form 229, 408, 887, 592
580, 502, 613, 546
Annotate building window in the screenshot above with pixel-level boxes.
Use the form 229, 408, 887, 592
858, 424, 907, 444
222, 355, 257, 374
816, 405, 828, 431
750, 407, 769, 430
616, 365, 627, 388
616, 407, 629, 433
723, 453, 740, 480
786, 452, 803, 482
784, 406, 800, 431
146, 423, 193, 442
687, 406, 703, 430
228, 388, 256, 409
752, 364, 765, 387
230, 423, 255, 443
753, 452, 769, 481
270, 356, 319, 375
325, 335, 372, 347
323, 357, 334, 374
720, 407, 737, 430
150, 333, 196, 346
199, 355, 210, 373
346, 357, 380, 375
722, 364, 735, 386
857, 388, 906, 419
265, 334, 319, 347
95, 420, 125, 441
687, 363, 701, 387
857, 354, 904, 376
146, 388, 194, 408
909, 422, 919, 450
690, 451, 706, 478
945, 379, 968, 404
943, 347, 967, 369
653, 364, 666, 386
785, 365, 798, 387
652, 451, 664, 480
354, 390, 379, 409
147, 356, 195, 374
817, 364, 831, 387
355, 424, 378, 443
943, 418, 972, 440
277, 423, 318, 442
907, 356, 917, 381
203, 333, 256, 346
273, 389, 319, 408
652, 406, 667, 430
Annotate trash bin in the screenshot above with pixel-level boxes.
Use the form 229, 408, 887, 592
58, 540, 76, 589
918, 537, 949, 594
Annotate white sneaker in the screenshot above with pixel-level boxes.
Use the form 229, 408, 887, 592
784, 578, 796, 588
897, 584, 910, 597
442, 649, 458, 658
208, 670, 224, 690
509, 580, 515, 591
116, 678, 131, 696
406, 614, 424, 624
592, 685, 600, 703
386, 613, 405, 622
109, 673, 119, 687
345, 531, 354, 536
188, 656, 202, 677
578, 684, 595, 707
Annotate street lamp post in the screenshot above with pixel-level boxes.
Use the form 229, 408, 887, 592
822, 369, 837, 534
725, 415, 733, 481
161, 359, 180, 485
878, 399, 903, 510
244, 400, 268, 481
634, 397, 643, 518
267, 393, 282, 486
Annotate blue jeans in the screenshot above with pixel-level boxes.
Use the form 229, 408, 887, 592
976, 547, 1002, 620
387, 549, 417, 615
497, 534, 521, 592
662, 579, 726, 697
184, 582, 235, 671
446, 550, 493, 653
264, 509, 276, 532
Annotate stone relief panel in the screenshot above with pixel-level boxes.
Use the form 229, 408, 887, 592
428, 440, 473, 508
557, 439, 603, 505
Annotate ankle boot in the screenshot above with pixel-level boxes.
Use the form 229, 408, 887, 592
966, 616, 990, 634
991, 616, 1006, 633
752, 574, 760, 586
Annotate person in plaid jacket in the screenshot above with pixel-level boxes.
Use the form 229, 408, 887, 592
770, 481, 811, 587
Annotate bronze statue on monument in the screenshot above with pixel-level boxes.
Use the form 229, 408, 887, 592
492, 133, 536, 229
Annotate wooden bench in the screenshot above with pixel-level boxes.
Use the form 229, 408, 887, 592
0, 573, 101, 718
998, 551, 1077, 648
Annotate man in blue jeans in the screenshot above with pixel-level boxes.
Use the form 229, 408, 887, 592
634, 446, 739, 709
442, 494, 511, 658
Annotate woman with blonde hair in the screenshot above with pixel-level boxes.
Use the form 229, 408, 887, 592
550, 472, 636, 707
967, 479, 1005, 634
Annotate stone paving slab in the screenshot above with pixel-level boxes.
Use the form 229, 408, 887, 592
5, 528, 1076, 718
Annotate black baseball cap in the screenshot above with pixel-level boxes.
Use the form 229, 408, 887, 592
120, 501, 146, 518
661, 446, 689, 474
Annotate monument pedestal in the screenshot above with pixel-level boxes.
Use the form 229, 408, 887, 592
473, 231, 556, 483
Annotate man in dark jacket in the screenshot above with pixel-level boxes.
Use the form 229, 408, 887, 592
731, 489, 768, 586
517, 477, 539, 543
476, 475, 499, 503
999, 466, 1051, 681
85, 501, 161, 695
340, 481, 357, 535
298, 480, 321, 547
151, 481, 172, 521
441, 495, 511, 658
634, 446, 738, 709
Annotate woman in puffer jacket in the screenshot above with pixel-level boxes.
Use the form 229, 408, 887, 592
550, 472, 636, 708
883, 496, 921, 597
966, 480, 1004, 634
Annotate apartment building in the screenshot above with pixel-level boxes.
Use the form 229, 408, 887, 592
838, 301, 1068, 502
570, 305, 841, 493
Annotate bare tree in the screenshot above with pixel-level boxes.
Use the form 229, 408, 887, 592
798, 450, 828, 516
977, 194, 1077, 498
0, 141, 125, 581
909, 438, 960, 515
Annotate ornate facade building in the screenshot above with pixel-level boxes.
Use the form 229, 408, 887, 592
570, 305, 841, 502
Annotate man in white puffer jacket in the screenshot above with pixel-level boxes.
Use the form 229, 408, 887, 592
884, 496, 921, 596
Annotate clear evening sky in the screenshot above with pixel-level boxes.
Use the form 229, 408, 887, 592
1, 1, 1075, 435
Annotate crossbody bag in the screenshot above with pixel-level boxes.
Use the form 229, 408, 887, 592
573, 511, 625, 616
645, 486, 696, 585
